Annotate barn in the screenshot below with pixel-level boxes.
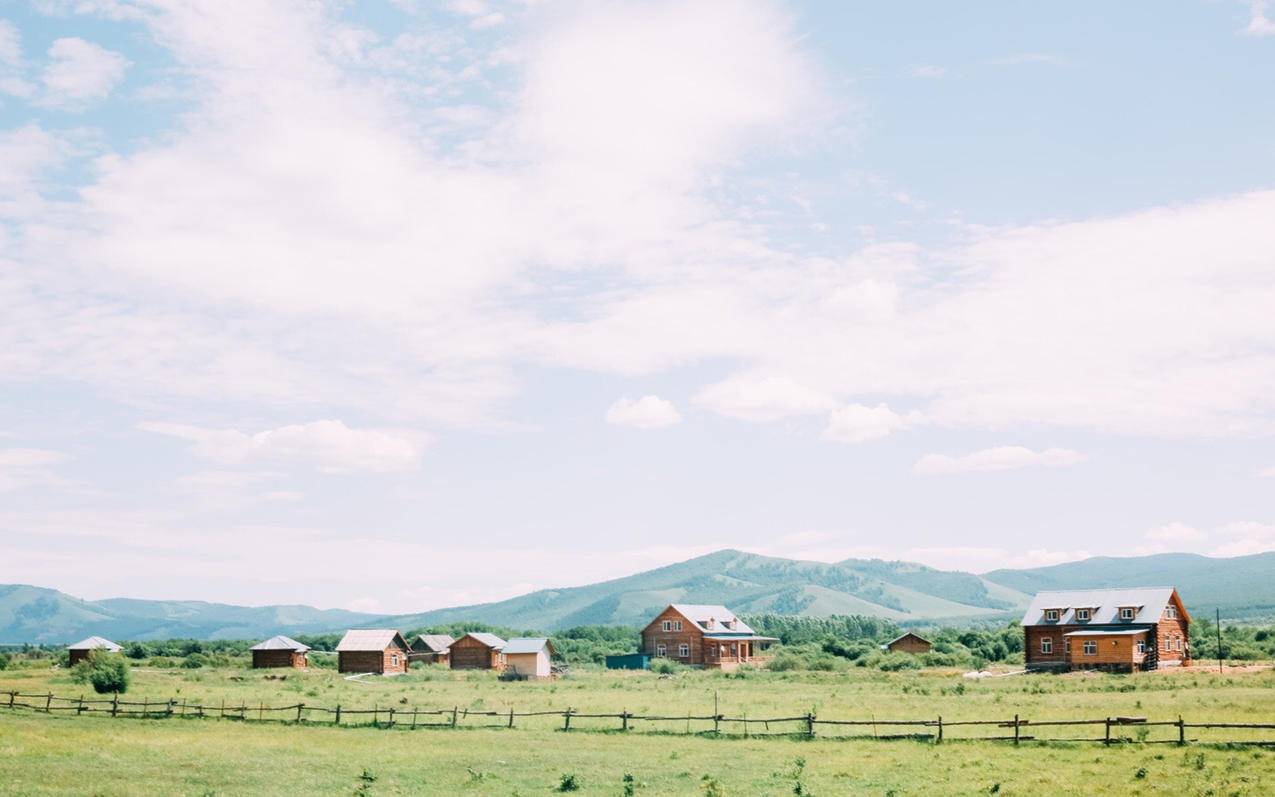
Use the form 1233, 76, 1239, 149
503, 638, 554, 679
408, 634, 454, 666
449, 632, 506, 670
1022, 587, 1190, 673
336, 629, 410, 675
884, 632, 932, 655
249, 635, 309, 669
67, 636, 121, 666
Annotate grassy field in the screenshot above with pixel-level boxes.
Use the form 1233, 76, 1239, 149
3, 663, 1275, 795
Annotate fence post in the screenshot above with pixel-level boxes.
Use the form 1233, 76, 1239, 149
451, 706, 458, 729
622, 711, 629, 732
411, 709, 418, 730
45, 692, 53, 713
297, 703, 305, 723
1178, 715, 1185, 745
806, 713, 815, 738
1104, 717, 1112, 745
508, 708, 515, 729
388, 707, 395, 728
239, 704, 246, 721
143, 698, 148, 717
373, 705, 379, 726
7, 691, 15, 710
219, 699, 224, 719
167, 699, 174, 718
335, 704, 341, 725
112, 694, 119, 718
1013, 714, 1019, 746
936, 716, 943, 744
78, 694, 85, 716
564, 708, 573, 731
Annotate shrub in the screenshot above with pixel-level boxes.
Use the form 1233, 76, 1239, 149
875, 652, 922, 672
650, 658, 688, 675
182, 653, 208, 669
88, 654, 130, 694
556, 773, 581, 792
0, 652, 9, 670
125, 642, 149, 660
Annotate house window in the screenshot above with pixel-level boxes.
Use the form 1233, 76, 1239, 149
1175, 636, 1182, 651
1165, 606, 1177, 619
1040, 637, 1052, 654
1044, 609, 1059, 622
1076, 608, 1091, 621
656, 644, 666, 657
678, 644, 689, 658
662, 620, 672, 632
674, 620, 682, 632
1064, 638, 1071, 654
1164, 637, 1170, 651
391, 654, 399, 666
1083, 641, 1097, 656
1120, 608, 1134, 620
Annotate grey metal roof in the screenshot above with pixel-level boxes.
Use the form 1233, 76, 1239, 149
67, 636, 121, 651
250, 635, 310, 652
336, 629, 407, 652
1063, 629, 1150, 637
1021, 587, 1177, 626
669, 604, 756, 635
459, 632, 506, 649
410, 634, 454, 653
503, 637, 553, 655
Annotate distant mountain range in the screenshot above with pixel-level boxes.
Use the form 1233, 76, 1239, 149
4, 549, 1274, 644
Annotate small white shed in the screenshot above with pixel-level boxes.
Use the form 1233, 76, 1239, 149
503, 637, 554, 679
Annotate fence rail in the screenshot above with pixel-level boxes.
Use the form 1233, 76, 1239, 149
4, 690, 1274, 746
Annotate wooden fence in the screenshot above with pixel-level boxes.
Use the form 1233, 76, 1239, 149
4, 690, 1274, 746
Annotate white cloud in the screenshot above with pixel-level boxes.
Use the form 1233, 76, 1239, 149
823, 403, 919, 444
910, 64, 946, 78
0, 447, 70, 491
1243, 0, 1275, 35
1259, 466, 1275, 478
913, 446, 1085, 476
0, 21, 21, 68
605, 395, 682, 429
39, 37, 129, 108
694, 374, 837, 422
140, 420, 422, 473
1143, 521, 1207, 544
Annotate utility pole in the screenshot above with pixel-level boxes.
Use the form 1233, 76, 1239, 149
1216, 607, 1223, 674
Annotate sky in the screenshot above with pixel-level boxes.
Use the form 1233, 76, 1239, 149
1, 0, 1274, 615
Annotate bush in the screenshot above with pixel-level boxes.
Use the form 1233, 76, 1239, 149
182, 652, 208, 669
125, 642, 149, 660
650, 658, 688, 675
874, 652, 922, 672
87, 654, 130, 694
0, 652, 9, 670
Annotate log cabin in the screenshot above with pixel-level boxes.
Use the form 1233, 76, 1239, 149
67, 636, 121, 666
449, 632, 506, 670
640, 604, 777, 669
249, 635, 309, 669
408, 634, 454, 666
336, 629, 410, 675
883, 632, 932, 655
1022, 587, 1190, 673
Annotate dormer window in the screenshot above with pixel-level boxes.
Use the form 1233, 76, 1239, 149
1075, 608, 1091, 622
1119, 607, 1135, 621
1044, 609, 1060, 622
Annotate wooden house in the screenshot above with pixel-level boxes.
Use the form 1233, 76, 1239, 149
503, 638, 554, 679
1022, 588, 1190, 673
449, 632, 506, 670
336, 629, 410, 675
249, 635, 309, 669
67, 636, 121, 666
640, 604, 777, 669
408, 634, 454, 666
884, 632, 932, 655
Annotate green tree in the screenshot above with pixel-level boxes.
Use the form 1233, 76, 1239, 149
88, 653, 130, 694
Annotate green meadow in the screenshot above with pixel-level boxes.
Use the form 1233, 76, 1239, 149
3, 664, 1275, 795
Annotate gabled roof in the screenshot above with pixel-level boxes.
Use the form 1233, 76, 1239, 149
1021, 588, 1184, 626
410, 634, 454, 653
457, 632, 506, 650
67, 636, 121, 652
886, 632, 931, 646
336, 629, 408, 652
664, 604, 757, 635
503, 637, 554, 655
251, 635, 310, 652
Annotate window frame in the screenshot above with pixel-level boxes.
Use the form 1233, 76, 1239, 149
1075, 608, 1091, 621
661, 620, 672, 632
674, 620, 682, 632
1120, 607, 1135, 620
656, 644, 666, 657
677, 643, 689, 658
1040, 637, 1053, 654
1165, 606, 1177, 619
1136, 639, 1146, 654
1044, 609, 1059, 622
1083, 640, 1097, 656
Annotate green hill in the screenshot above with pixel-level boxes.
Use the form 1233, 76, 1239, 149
0, 584, 376, 645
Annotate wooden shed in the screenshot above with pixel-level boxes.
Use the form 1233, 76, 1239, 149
336, 629, 409, 675
408, 634, 454, 666
250, 635, 309, 669
884, 632, 932, 655
503, 638, 555, 679
449, 632, 506, 670
67, 636, 121, 666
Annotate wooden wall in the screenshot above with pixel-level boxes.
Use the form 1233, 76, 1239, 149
450, 637, 503, 670
252, 650, 307, 669
641, 606, 706, 665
